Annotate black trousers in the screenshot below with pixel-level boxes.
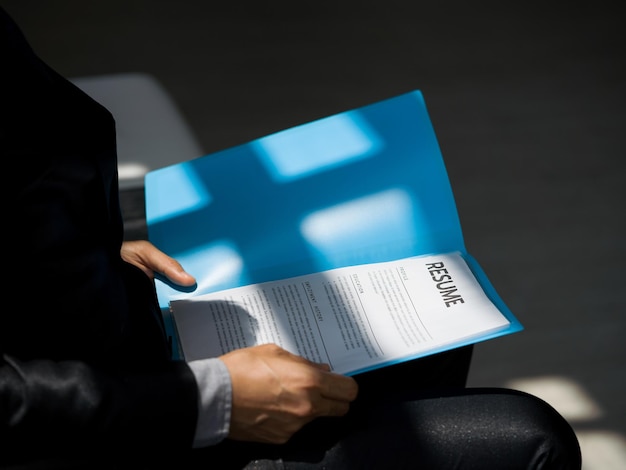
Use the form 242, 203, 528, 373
177, 346, 581, 470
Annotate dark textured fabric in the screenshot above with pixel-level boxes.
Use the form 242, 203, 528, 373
240, 387, 583, 470
177, 361, 581, 470
1, 7, 198, 466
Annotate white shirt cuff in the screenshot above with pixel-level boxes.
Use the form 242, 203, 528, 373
188, 357, 232, 448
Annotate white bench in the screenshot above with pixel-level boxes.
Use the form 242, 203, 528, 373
71, 73, 203, 190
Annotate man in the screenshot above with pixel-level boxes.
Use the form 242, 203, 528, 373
1, 7, 581, 469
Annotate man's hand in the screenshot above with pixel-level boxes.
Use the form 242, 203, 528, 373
120, 240, 196, 287
220, 343, 358, 444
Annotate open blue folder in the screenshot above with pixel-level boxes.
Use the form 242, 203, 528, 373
145, 90, 522, 365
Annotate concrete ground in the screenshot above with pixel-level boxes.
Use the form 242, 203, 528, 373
4, 1, 624, 468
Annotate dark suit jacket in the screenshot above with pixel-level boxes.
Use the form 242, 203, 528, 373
1, 7, 198, 466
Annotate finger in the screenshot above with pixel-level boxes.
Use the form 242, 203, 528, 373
320, 397, 352, 417
319, 372, 359, 402
308, 361, 332, 372
159, 258, 196, 286
268, 346, 357, 401
138, 243, 195, 286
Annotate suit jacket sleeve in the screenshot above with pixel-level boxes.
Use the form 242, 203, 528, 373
1, 7, 200, 464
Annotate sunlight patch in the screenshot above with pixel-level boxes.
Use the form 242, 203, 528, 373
300, 188, 415, 264
507, 376, 602, 422
145, 163, 211, 224
253, 112, 381, 182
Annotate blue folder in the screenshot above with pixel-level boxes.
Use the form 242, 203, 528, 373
145, 90, 523, 357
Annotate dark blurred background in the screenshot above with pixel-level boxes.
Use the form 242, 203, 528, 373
3, 1, 625, 467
